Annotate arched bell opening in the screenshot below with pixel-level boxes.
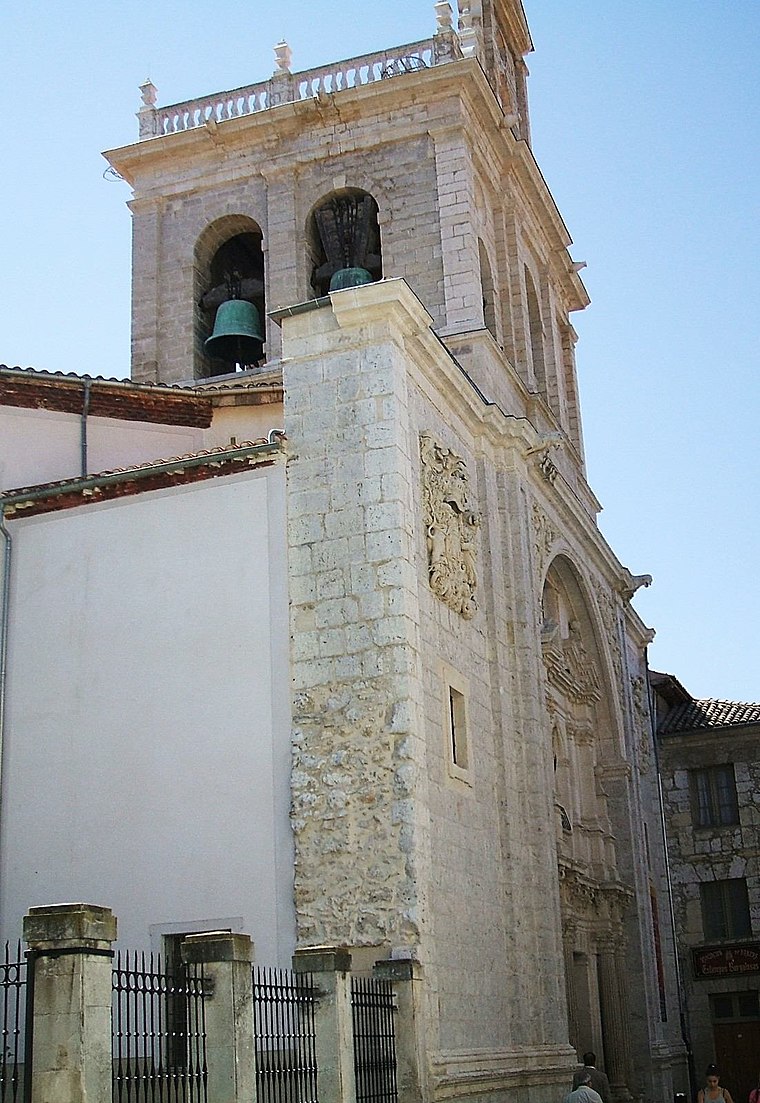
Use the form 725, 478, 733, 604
306, 189, 382, 297
194, 216, 266, 379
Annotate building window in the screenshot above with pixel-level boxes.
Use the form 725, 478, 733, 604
448, 686, 468, 770
710, 991, 760, 1021
441, 665, 471, 783
700, 879, 752, 941
691, 764, 739, 827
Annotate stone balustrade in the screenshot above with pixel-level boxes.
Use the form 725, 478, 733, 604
144, 38, 440, 139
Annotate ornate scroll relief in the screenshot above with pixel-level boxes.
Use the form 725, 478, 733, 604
420, 432, 480, 619
542, 620, 602, 704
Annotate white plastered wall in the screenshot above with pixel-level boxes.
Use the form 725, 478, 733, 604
0, 464, 295, 964
0, 405, 205, 490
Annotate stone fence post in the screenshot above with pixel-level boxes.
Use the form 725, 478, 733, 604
372, 958, 427, 1103
293, 947, 356, 1103
23, 902, 117, 1103
182, 931, 256, 1103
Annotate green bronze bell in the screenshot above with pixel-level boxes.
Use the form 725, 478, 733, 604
204, 299, 264, 366
329, 267, 373, 291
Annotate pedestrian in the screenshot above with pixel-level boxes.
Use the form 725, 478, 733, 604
697, 1064, 734, 1103
748, 1071, 760, 1103
564, 1071, 603, 1103
573, 1052, 611, 1103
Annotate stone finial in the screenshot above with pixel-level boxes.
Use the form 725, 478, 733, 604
139, 78, 157, 108
457, 1, 473, 31
457, 1, 478, 57
274, 40, 292, 73
434, 1, 454, 31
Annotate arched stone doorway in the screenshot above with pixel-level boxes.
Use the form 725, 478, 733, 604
541, 556, 634, 1101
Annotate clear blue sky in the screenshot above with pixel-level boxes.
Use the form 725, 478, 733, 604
2, 2, 758, 702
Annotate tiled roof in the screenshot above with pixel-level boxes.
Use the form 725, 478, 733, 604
0, 364, 191, 391
0, 365, 213, 427
659, 698, 760, 735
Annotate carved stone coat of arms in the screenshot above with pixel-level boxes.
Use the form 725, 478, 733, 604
420, 432, 480, 619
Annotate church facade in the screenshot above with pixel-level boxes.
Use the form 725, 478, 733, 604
0, 2, 689, 1100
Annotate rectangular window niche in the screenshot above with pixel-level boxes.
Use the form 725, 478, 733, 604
441, 663, 471, 785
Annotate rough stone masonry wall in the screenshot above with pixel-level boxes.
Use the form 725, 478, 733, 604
659, 729, 760, 1077
281, 285, 431, 952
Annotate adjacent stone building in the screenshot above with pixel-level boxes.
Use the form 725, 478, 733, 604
654, 674, 760, 1103
0, 2, 691, 1100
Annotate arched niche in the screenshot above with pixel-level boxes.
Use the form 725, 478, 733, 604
194, 215, 266, 379
306, 189, 382, 297
540, 555, 620, 879
543, 556, 633, 1084
524, 264, 546, 397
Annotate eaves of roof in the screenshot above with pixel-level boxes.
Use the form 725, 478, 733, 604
1, 435, 285, 519
0, 365, 212, 428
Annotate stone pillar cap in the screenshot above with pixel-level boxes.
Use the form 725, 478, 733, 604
24, 903, 117, 947
293, 946, 352, 973
182, 931, 254, 964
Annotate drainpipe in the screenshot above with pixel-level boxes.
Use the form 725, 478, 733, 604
646, 648, 695, 1101
0, 507, 12, 852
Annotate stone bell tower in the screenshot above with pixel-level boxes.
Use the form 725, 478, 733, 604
105, 0, 586, 486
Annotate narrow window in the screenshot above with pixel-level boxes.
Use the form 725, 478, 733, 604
449, 685, 467, 769
441, 667, 471, 783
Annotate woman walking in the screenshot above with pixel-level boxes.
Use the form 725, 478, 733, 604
697, 1064, 734, 1103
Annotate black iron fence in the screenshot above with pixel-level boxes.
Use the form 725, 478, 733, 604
252, 965, 319, 1103
351, 976, 398, 1103
0, 941, 28, 1103
112, 950, 208, 1103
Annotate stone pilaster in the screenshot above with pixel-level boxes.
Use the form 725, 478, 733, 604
563, 929, 580, 1051
430, 126, 482, 332
598, 942, 634, 1101
278, 281, 430, 953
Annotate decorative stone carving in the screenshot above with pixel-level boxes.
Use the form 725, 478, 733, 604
539, 452, 558, 484
420, 432, 480, 619
531, 501, 557, 576
591, 576, 625, 694
542, 620, 602, 704
619, 569, 653, 601
631, 675, 652, 774
273, 40, 292, 73
435, 1, 454, 31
